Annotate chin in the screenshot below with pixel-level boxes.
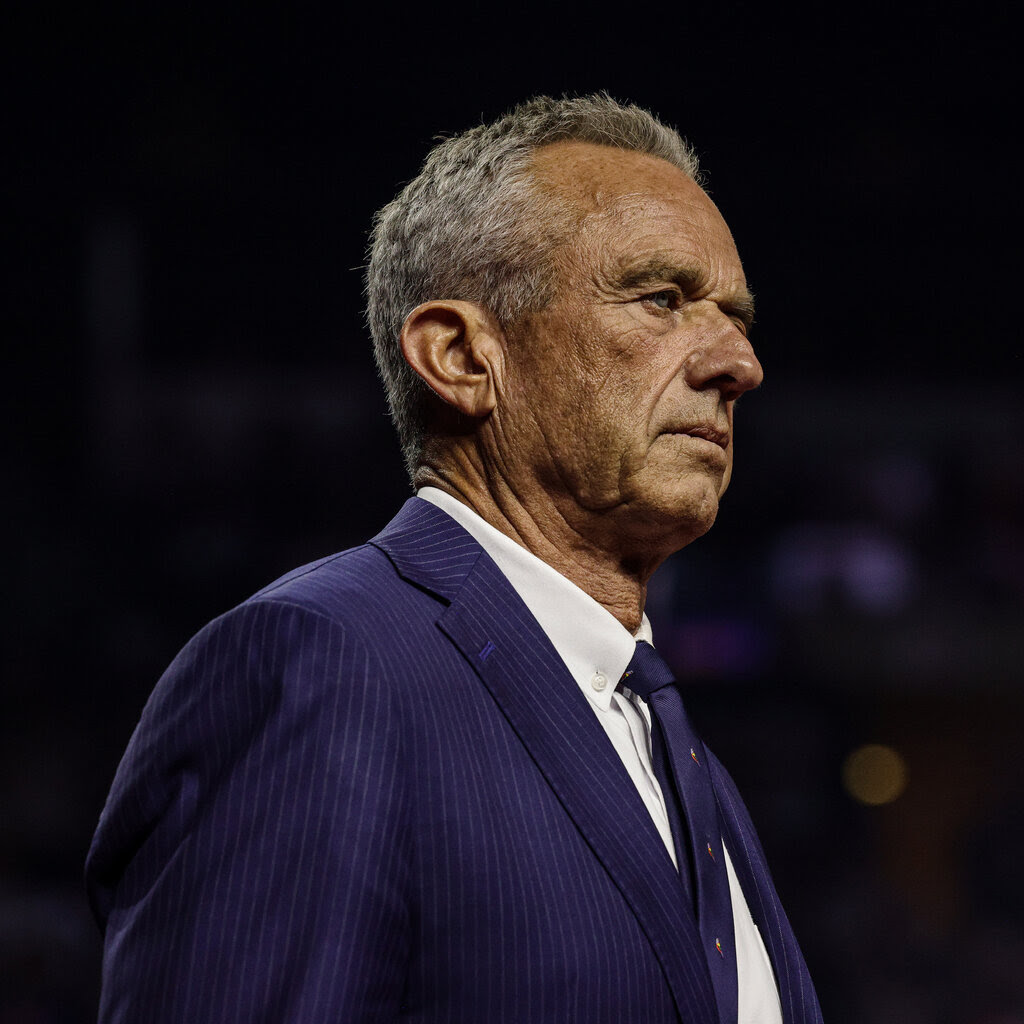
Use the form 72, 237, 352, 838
675, 490, 720, 541
664, 464, 725, 517
642, 444, 730, 507
625, 476, 722, 550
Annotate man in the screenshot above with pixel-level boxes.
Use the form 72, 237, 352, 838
87, 95, 822, 1023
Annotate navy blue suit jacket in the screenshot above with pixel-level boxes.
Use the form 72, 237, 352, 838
87, 498, 822, 1023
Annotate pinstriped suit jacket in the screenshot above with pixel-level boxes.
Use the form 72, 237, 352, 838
86, 497, 822, 1023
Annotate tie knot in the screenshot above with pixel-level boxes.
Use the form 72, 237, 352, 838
619, 640, 677, 701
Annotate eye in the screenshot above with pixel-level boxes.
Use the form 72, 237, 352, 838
642, 289, 679, 310
729, 315, 750, 337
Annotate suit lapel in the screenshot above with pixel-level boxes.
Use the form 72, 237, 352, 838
373, 499, 720, 1024
369, 497, 487, 604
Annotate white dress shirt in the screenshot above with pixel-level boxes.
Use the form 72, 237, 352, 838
418, 487, 783, 1024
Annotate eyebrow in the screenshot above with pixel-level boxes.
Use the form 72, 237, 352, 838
615, 258, 756, 330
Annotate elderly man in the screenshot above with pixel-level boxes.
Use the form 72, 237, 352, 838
87, 95, 822, 1023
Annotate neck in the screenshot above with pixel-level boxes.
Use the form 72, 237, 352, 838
415, 458, 660, 635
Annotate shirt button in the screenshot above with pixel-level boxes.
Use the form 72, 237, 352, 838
591, 672, 608, 692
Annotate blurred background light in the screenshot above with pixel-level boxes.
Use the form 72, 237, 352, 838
842, 743, 908, 806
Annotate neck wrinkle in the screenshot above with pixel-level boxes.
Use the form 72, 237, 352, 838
415, 458, 649, 634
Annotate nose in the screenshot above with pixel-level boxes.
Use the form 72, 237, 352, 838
684, 318, 764, 401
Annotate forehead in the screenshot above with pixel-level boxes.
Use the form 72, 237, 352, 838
530, 141, 744, 288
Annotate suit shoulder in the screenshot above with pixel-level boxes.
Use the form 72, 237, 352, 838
155, 528, 450, 721
250, 542, 388, 605
242, 541, 435, 634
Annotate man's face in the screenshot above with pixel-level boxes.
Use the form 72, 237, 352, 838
496, 141, 763, 557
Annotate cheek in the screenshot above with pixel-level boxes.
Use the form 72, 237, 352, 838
589, 346, 673, 429
510, 312, 667, 466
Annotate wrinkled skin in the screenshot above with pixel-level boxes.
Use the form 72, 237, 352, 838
410, 141, 763, 630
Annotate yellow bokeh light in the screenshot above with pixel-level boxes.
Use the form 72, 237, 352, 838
842, 744, 908, 806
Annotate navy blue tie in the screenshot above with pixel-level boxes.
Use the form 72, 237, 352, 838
621, 640, 738, 1024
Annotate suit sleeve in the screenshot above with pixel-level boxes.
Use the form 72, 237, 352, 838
86, 599, 412, 1023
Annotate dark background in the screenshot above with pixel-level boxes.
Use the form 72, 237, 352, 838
5, 3, 1022, 1021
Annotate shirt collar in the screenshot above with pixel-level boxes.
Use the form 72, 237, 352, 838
417, 487, 651, 711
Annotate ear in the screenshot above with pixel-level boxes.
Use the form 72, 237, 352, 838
400, 300, 500, 418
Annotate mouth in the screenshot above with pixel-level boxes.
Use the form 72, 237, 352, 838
664, 424, 730, 450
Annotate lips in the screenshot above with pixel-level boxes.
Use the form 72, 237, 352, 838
665, 424, 730, 450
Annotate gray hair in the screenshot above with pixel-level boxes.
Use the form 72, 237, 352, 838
365, 93, 700, 478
